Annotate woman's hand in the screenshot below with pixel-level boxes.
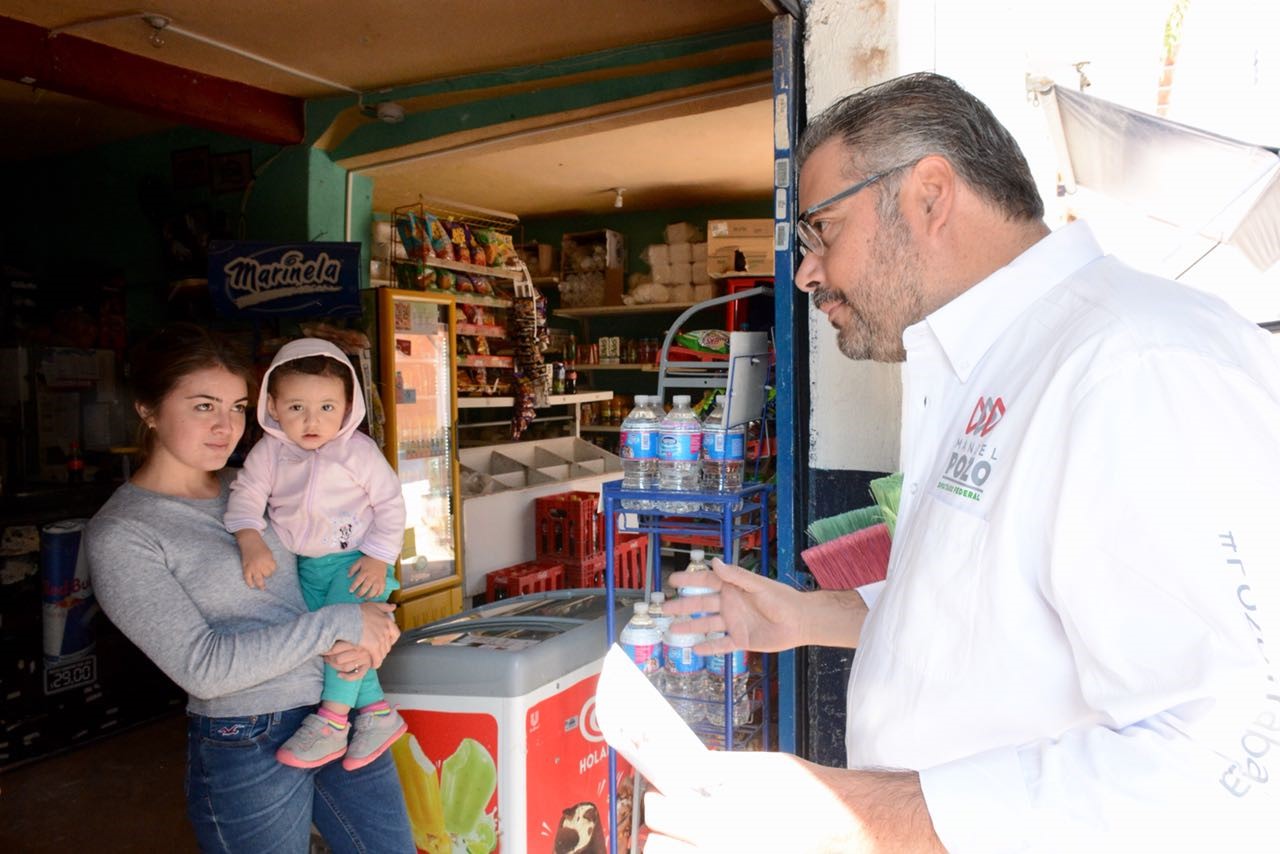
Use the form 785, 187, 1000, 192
357, 601, 399, 666
347, 554, 389, 599
324, 641, 376, 681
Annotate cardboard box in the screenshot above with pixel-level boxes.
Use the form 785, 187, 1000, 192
706, 219, 775, 278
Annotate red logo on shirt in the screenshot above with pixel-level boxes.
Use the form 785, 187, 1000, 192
965, 397, 1006, 437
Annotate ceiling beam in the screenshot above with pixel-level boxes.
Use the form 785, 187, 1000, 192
0, 15, 304, 145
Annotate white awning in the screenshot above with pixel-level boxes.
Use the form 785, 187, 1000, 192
1037, 83, 1280, 271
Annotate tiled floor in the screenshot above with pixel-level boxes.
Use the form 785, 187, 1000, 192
0, 713, 195, 853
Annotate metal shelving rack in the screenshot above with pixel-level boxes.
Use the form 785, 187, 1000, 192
601, 481, 775, 854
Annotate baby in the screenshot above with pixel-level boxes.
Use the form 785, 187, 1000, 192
226, 337, 407, 770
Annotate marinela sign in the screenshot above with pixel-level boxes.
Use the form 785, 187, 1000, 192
208, 241, 362, 317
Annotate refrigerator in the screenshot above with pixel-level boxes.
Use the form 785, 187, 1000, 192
377, 288, 464, 619
380, 589, 643, 854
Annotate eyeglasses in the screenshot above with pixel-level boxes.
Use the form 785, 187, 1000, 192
796, 163, 913, 256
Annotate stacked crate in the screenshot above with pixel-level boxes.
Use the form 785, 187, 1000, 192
534, 490, 647, 589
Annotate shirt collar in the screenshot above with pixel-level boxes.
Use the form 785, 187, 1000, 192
909, 220, 1104, 381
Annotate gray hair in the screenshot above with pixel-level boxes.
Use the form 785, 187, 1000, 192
798, 72, 1044, 222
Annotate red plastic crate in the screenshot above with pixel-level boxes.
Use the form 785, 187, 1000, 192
535, 490, 603, 561
564, 535, 647, 590
485, 560, 565, 602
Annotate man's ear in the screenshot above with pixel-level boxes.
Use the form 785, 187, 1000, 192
904, 154, 956, 239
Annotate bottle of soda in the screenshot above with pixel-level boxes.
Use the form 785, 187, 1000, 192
657, 394, 702, 513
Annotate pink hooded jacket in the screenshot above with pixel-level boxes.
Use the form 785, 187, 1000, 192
225, 338, 405, 564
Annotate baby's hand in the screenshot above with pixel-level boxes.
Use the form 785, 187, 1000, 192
236, 530, 277, 590
348, 554, 388, 599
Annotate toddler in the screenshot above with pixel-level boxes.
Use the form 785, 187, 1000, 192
226, 337, 407, 770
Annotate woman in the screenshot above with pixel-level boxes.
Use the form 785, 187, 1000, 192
86, 324, 414, 853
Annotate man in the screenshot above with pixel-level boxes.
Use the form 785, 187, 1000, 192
648, 72, 1280, 852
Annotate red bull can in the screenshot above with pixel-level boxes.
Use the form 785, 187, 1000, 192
40, 519, 98, 665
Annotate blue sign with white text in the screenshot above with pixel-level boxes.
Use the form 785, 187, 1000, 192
208, 241, 362, 318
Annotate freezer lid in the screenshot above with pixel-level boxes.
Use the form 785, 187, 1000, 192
381, 589, 643, 697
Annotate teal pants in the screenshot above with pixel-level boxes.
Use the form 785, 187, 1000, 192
297, 550, 400, 710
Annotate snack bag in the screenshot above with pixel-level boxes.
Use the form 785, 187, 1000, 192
473, 276, 495, 296
418, 266, 438, 289
446, 222, 472, 264
675, 329, 730, 354
395, 213, 426, 261
437, 270, 457, 291
427, 217, 452, 259
456, 274, 476, 293
466, 228, 485, 268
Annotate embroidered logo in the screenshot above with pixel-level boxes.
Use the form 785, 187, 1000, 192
938, 395, 1008, 503
216, 724, 245, 737
965, 396, 1006, 437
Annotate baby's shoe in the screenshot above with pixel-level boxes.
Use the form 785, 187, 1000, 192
342, 707, 407, 771
276, 713, 348, 768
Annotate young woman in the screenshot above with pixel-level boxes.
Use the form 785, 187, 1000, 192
85, 324, 413, 853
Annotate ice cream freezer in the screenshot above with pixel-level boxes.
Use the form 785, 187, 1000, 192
381, 589, 644, 854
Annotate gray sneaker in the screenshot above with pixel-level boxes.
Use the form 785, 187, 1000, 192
276, 713, 348, 768
342, 709, 407, 771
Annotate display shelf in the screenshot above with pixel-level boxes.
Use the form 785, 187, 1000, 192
601, 480, 775, 854
455, 323, 506, 338
412, 256, 524, 280
575, 363, 658, 372
531, 276, 559, 288
579, 424, 621, 433
457, 354, 514, 369
457, 414, 574, 429
451, 291, 513, 308
457, 390, 612, 409
552, 301, 702, 319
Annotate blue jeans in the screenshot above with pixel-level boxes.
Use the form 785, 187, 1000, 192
187, 706, 413, 853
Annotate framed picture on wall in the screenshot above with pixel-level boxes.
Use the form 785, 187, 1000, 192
171, 146, 210, 190
210, 150, 254, 194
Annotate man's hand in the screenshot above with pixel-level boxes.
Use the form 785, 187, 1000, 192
235, 529, 277, 591
643, 753, 942, 854
324, 641, 376, 681
664, 558, 868, 654
357, 601, 399, 666
348, 553, 389, 599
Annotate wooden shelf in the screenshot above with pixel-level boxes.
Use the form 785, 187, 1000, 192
552, 301, 707, 319
579, 424, 622, 433
397, 256, 524, 280
457, 390, 612, 409
369, 280, 512, 308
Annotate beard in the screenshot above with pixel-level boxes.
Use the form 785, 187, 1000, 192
814, 205, 925, 363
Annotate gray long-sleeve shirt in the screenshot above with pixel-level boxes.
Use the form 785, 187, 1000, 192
86, 476, 365, 717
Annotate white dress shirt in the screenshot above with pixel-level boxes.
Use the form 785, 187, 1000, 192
846, 221, 1280, 852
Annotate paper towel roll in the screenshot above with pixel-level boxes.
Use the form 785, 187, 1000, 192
668, 242, 692, 265
670, 262, 693, 285
642, 244, 670, 267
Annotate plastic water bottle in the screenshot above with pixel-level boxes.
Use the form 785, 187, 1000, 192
662, 621, 706, 725
657, 394, 702, 513
676, 549, 715, 601
701, 394, 745, 493
705, 632, 753, 729
619, 602, 662, 679
647, 592, 673, 666
620, 395, 660, 510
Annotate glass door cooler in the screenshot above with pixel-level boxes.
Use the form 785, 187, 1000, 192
377, 288, 464, 627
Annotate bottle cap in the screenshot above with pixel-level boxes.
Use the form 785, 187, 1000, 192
650, 591, 665, 604
674, 394, 691, 405
633, 602, 647, 615
716, 394, 725, 404
690, 548, 705, 562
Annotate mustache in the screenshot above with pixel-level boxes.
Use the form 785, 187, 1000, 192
811, 287, 848, 311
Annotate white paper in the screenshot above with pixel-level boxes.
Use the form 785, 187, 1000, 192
595, 644, 712, 797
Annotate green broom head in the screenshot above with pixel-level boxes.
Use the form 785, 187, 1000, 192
869, 472, 904, 539
806, 505, 882, 545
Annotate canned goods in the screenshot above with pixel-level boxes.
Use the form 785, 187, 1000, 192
40, 519, 97, 665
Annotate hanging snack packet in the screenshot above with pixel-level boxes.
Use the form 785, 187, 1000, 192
427, 216, 452, 259
395, 213, 426, 261
466, 228, 485, 268
446, 221, 472, 264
